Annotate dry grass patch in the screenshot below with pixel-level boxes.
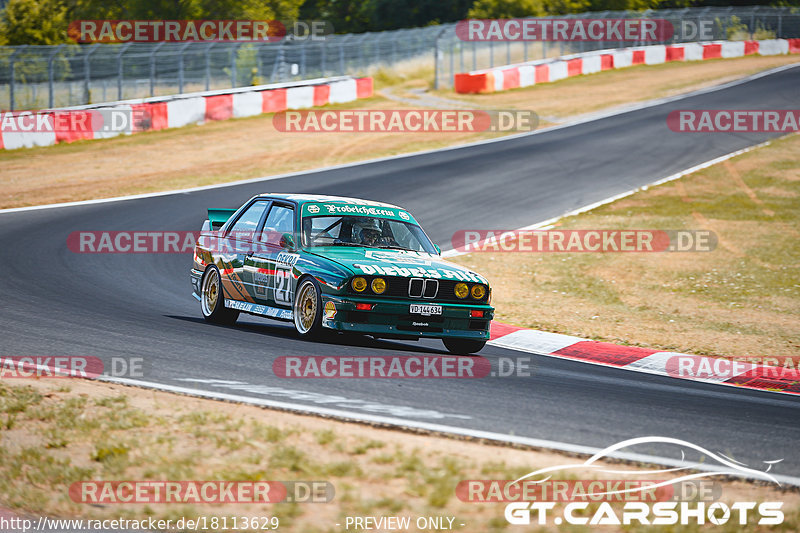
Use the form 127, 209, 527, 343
1, 378, 799, 532
452, 134, 800, 364
1, 56, 797, 209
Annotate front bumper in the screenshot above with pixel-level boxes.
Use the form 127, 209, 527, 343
190, 268, 203, 299
320, 295, 493, 340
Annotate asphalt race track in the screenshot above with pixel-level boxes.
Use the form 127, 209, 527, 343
2, 64, 799, 478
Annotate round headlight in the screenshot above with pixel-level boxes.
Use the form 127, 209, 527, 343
454, 282, 469, 299
371, 277, 386, 294
352, 277, 367, 292
471, 284, 486, 300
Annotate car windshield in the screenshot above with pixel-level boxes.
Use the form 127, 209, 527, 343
302, 215, 437, 253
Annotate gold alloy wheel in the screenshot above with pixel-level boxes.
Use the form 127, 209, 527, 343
294, 281, 318, 334
201, 268, 220, 316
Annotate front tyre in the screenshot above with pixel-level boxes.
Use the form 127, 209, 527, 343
442, 338, 486, 355
201, 266, 239, 325
293, 277, 324, 338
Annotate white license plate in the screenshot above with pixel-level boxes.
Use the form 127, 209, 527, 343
410, 304, 442, 316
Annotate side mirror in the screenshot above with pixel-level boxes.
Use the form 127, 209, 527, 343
280, 233, 296, 250
434, 244, 441, 255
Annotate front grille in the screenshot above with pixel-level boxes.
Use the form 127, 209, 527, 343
350, 276, 489, 303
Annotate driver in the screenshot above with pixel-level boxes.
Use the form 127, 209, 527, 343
355, 218, 383, 246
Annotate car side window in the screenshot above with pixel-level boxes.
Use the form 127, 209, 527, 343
259, 204, 295, 246
227, 200, 270, 239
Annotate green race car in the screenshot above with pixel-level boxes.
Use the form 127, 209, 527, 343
190, 194, 493, 354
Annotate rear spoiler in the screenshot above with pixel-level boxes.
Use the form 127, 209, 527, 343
207, 208, 237, 230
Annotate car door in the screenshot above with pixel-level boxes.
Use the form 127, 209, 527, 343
222, 199, 271, 303
248, 202, 297, 309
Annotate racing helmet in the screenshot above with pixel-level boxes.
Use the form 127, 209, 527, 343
354, 218, 382, 244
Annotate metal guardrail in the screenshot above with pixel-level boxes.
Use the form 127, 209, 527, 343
1, 6, 798, 109
0, 26, 446, 110
433, 6, 800, 89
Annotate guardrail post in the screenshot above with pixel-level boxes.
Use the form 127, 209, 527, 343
358, 34, 369, 74
301, 41, 307, 77
149, 42, 164, 97
47, 44, 65, 109
117, 42, 132, 101
449, 36, 455, 85
83, 44, 99, 105
9, 47, 25, 111
472, 41, 476, 70
374, 33, 383, 65
433, 28, 447, 90
339, 35, 349, 75
178, 42, 190, 93
205, 42, 215, 91
231, 43, 243, 87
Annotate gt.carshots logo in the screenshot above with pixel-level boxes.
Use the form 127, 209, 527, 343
452, 230, 717, 253
497, 437, 785, 526
668, 110, 800, 132
273, 110, 538, 133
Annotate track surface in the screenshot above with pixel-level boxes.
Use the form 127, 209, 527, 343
2, 65, 799, 476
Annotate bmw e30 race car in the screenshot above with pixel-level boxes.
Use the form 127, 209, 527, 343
190, 194, 493, 354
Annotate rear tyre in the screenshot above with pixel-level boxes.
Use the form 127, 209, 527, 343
293, 277, 324, 338
201, 266, 239, 325
442, 338, 486, 355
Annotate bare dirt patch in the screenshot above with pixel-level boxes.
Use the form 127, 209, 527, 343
1, 55, 797, 209
451, 134, 800, 365
1, 378, 798, 532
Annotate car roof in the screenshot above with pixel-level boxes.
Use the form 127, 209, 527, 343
257, 193, 404, 210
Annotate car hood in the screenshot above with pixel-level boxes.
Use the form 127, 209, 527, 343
307, 247, 488, 284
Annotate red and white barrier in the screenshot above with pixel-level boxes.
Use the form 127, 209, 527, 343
488, 322, 800, 396
1, 76, 374, 150
455, 39, 800, 94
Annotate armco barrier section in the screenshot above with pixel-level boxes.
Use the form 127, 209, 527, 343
454, 39, 800, 94
0, 76, 373, 150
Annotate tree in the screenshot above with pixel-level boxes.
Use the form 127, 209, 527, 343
467, 0, 546, 18
0, 0, 69, 45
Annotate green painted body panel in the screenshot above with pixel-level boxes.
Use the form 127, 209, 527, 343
208, 208, 237, 230
191, 194, 493, 340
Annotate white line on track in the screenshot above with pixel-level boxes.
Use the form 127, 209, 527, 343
102, 374, 800, 487
1, 62, 797, 215
441, 139, 775, 256
5, 64, 799, 484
